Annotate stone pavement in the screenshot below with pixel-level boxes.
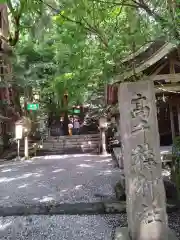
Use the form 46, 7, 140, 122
0, 154, 121, 207
0, 154, 125, 239
0, 154, 180, 239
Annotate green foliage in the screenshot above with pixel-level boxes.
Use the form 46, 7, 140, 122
7, 0, 180, 117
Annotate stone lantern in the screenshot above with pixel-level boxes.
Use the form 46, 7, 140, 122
15, 120, 23, 159
99, 116, 107, 155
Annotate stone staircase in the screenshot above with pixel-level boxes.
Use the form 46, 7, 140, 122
39, 134, 101, 155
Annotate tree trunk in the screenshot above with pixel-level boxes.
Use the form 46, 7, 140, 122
24, 86, 33, 116
13, 86, 22, 116
63, 111, 69, 135
62, 92, 69, 135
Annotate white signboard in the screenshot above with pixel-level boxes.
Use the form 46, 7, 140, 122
15, 125, 23, 140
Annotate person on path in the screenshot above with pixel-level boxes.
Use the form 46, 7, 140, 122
59, 118, 64, 136
74, 118, 80, 135
68, 122, 73, 136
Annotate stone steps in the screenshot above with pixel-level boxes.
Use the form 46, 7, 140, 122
48, 134, 100, 139
43, 144, 99, 149
42, 134, 101, 154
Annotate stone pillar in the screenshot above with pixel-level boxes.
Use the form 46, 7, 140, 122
101, 128, 107, 154
169, 102, 175, 140
24, 136, 29, 159
99, 117, 107, 155
115, 80, 177, 240
177, 104, 180, 135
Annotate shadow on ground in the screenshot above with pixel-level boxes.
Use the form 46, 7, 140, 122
0, 154, 122, 208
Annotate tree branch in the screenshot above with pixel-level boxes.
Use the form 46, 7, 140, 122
131, 0, 180, 40
6, 0, 16, 16
9, 16, 21, 46
38, 0, 89, 29
7, 0, 26, 46
89, 0, 180, 40
82, 18, 109, 48
38, 0, 109, 47
88, 0, 138, 8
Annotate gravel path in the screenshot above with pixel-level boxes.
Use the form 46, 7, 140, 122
0, 154, 121, 207
0, 212, 180, 240
0, 214, 125, 240
169, 212, 180, 239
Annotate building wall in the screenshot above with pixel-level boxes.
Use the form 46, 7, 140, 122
0, 4, 12, 153
0, 4, 9, 36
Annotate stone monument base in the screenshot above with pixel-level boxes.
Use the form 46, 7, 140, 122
114, 227, 178, 240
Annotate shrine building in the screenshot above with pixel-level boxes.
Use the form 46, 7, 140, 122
106, 39, 180, 146
0, 4, 20, 153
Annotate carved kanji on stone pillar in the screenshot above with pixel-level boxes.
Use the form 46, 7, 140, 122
118, 80, 172, 240
131, 93, 150, 133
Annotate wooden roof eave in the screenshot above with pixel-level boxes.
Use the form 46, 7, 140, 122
155, 83, 180, 94
114, 42, 177, 84
122, 41, 155, 63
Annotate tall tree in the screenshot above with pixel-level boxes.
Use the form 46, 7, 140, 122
10, 0, 175, 127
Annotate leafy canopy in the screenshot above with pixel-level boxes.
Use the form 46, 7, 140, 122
7, 0, 180, 114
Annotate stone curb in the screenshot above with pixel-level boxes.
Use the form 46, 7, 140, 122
0, 202, 105, 217
0, 201, 177, 217
0, 151, 35, 162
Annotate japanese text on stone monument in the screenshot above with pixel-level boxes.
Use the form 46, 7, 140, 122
131, 93, 150, 134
